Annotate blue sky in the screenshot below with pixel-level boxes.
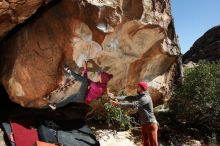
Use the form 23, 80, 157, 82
171, 0, 220, 54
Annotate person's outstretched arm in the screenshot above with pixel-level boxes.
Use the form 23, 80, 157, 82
111, 94, 141, 108
118, 101, 139, 108
116, 95, 139, 101
111, 98, 139, 108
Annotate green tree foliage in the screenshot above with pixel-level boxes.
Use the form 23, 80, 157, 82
86, 96, 138, 131
169, 61, 220, 130
104, 103, 138, 131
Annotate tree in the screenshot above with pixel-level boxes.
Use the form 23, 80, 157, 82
169, 61, 220, 131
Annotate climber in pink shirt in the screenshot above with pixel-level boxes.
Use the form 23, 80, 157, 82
54, 61, 113, 108
82, 61, 113, 104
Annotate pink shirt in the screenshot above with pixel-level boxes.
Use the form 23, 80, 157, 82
83, 69, 107, 104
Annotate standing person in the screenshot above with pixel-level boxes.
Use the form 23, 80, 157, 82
109, 82, 158, 146
51, 60, 113, 109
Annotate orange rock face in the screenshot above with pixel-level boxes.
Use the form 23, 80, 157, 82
0, 0, 181, 108
0, 0, 52, 40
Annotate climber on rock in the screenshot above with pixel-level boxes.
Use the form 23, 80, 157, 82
109, 82, 158, 146
48, 60, 113, 109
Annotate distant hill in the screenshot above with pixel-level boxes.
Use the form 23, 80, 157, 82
183, 25, 220, 63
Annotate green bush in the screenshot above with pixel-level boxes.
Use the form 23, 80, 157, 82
169, 61, 220, 129
104, 103, 138, 131
86, 95, 138, 131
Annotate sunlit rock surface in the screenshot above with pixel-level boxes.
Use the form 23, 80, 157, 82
0, 0, 181, 108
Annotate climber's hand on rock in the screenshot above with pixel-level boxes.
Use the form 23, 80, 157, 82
107, 88, 115, 99
108, 92, 115, 99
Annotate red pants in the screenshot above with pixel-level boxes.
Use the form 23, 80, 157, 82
141, 123, 158, 146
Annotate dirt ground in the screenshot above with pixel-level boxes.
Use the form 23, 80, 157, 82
89, 111, 219, 146
92, 127, 207, 146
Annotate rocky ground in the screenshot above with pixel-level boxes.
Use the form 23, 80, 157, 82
0, 126, 213, 146
88, 111, 219, 146
94, 129, 142, 146
90, 126, 207, 146
0, 113, 218, 146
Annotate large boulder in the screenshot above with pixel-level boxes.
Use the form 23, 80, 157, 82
0, 0, 52, 40
0, 0, 181, 108
183, 25, 220, 63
